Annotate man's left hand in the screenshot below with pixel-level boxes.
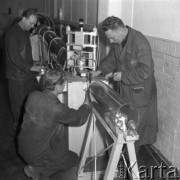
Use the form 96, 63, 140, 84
113, 72, 122, 81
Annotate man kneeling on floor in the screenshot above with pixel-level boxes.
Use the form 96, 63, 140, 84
18, 68, 90, 180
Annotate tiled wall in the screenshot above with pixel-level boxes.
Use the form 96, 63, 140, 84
146, 36, 180, 169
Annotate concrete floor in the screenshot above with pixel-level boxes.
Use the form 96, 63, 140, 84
0, 50, 170, 180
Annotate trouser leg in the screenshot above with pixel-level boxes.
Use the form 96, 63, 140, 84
27, 151, 79, 179
50, 165, 78, 180
8, 80, 24, 128
8, 78, 42, 129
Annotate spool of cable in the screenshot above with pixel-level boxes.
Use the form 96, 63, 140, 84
37, 25, 67, 66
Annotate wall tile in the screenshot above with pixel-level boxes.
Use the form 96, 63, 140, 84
175, 43, 180, 58
147, 35, 180, 169
164, 55, 180, 64
152, 51, 164, 59
170, 63, 180, 71
164, 67, 177, 78
169, 43, 176, 56
158, 71, 169, 81
154, 64, 164, 72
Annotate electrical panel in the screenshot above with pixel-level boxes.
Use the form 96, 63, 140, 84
66, 26, 98, 76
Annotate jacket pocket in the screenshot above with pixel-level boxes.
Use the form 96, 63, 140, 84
130, 83, 147, 107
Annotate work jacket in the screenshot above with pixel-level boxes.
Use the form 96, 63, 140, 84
98, 27, 158, 146
5, 23, 35, 80
18, 90, 90, 166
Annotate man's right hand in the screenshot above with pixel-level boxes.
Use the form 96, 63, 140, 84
90, 70, 102, 78
83, 90, 90, 106
105, 72, 113, 80
30, 66, 41, 72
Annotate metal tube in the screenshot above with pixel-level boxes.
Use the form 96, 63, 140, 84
89, 81, 139, 132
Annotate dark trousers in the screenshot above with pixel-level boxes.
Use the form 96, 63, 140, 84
50, 165, 78, 180
30, 151, 79, 180
8, 78, 42, 127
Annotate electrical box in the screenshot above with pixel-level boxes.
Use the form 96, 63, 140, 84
66, 26, 98, 76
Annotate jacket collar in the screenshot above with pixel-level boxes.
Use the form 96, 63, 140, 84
125, 26, 133, 54
43, 89, 59, 101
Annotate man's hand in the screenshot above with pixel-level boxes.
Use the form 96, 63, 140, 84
105, 72, 113, 80
90, 70, 102, 78
83, 90, 90, 106
30, 66, 41, 72
113, 72, 122, 81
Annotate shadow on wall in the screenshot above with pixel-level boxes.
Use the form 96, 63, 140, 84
0, 13, 15, 50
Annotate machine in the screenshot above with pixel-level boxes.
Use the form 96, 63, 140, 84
30, 16, 99, 78
30, 16, 140, 179
65, 25, 98, 77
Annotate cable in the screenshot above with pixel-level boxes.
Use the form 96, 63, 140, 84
48, 37, 63, 58
93, 114, 97, 180
37, 12, 55, 31
38, 27, 49, 65
38, 26, 48, 35
42, 30, 56, 63
96, 31, 101, 68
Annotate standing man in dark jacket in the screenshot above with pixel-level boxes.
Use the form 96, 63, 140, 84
18, 68, 90, 180
91, 16, 158, 151
5, 9, 42, 130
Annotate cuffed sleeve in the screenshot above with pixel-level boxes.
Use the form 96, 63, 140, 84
55, 104, 90, 126
98, 50, 117, 76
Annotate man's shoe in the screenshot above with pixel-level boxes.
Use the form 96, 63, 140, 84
24, 165, 49, 180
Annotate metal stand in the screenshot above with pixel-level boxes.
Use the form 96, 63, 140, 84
78, 106, 140, 180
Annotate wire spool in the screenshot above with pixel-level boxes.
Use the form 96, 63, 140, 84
37, 12, 55, 31
38, 25, 67, 66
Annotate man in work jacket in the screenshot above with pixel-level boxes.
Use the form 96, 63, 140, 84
91, 16, 158, 152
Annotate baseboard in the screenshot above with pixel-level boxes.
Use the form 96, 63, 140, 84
151, 145, 180, 177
